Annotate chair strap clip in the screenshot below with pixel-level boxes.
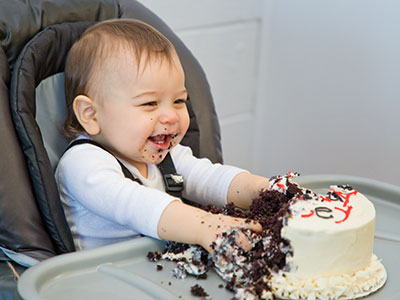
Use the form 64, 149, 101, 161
163, 174, 184, 192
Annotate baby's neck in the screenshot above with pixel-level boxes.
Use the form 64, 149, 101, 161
122, 158, 148, 178
135, 163, 148, 178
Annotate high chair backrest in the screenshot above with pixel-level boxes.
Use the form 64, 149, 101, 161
1, 0, 223, 266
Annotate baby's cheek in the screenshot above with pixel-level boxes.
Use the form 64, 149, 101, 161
179, 111, 190, 136
171, 132, 186, 149
140, 145, 168, 164
183, 116, 190, 134
169, 137, 177, 149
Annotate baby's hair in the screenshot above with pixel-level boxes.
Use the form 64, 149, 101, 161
63, 18, 175, 138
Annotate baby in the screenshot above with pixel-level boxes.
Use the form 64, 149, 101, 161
56, 19, 269, 253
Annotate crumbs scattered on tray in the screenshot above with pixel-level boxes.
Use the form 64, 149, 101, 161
196, 273, 207, 280
148, 251, 210, 298
191, 284, 209, 298
147, 251, 161, 262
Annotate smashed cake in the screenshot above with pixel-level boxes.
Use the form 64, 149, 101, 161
148, 173, 386, 299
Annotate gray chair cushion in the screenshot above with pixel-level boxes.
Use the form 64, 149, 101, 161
0, 42, 56, 262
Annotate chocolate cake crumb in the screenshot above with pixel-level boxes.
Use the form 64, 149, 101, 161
163, 241, 191, 254
225, 280, 235, 292
191, 284, 209, 297
338, 184, 353, 190
156, 264, 163, 271
218, 284, 224, 288
147, 251, 161, 262
196, 273, 208, 280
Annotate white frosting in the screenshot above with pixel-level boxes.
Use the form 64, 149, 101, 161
235, 288, 260, 300
234, 287, 275, 300
161, 245, 209, 278
212, 228, 262, 283
282, 185, 376, 278
270, 254, 386, 300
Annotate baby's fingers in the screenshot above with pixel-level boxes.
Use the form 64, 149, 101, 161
242, 220, 262, 233
229, 215, 261, 233
229, 218, 262, 251
235, 231, 253, 251
235, 220, 262, 251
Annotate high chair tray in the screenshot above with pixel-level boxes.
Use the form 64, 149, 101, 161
17, 175, 400, 300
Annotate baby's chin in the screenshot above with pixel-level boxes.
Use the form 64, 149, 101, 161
140, 149, 169, 165
141, 135, 182, 164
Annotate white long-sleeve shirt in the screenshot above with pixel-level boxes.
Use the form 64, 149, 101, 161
55, 139, 246, 250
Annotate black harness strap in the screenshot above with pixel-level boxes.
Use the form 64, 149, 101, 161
157, 152, 184, 198
65, 139, 142, 184
65, 139, 183, 198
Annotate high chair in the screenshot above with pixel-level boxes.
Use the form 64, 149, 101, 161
0, 0, 223, 298
2, 1, 399, 299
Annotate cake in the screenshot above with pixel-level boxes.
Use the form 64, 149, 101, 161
148, 173, 386, 300
266, 173, 386, 299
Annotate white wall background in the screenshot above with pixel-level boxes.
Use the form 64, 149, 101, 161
140, 0, 400, 186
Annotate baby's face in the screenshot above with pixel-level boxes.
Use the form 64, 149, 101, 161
92, 49, 189, 173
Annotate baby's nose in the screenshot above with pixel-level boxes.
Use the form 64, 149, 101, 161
159, 107, 178, 124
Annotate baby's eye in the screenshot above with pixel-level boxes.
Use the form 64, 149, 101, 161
142, 101, 158, 107
174, 99, 187, 104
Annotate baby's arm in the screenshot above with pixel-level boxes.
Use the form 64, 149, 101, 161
227, 172, 270, 209
173, 145, 269, 208
157, 201, 261, 253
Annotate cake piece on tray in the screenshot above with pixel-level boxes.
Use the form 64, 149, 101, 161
148, 173, 386, 300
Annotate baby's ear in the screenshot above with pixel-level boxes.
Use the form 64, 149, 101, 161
73, 95, 100, 135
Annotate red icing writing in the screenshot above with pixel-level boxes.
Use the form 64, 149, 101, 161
334, 206, 353, 223
276, 180, 286, 193
329, 189, 358, 207
301, 188, 358, 223
319, 195, 331, 202
301, 210, 314, 218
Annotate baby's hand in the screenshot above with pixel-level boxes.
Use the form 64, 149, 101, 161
198, 212, 261, 253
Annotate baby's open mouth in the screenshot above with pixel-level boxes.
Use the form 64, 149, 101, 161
148, 134, 177, 150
